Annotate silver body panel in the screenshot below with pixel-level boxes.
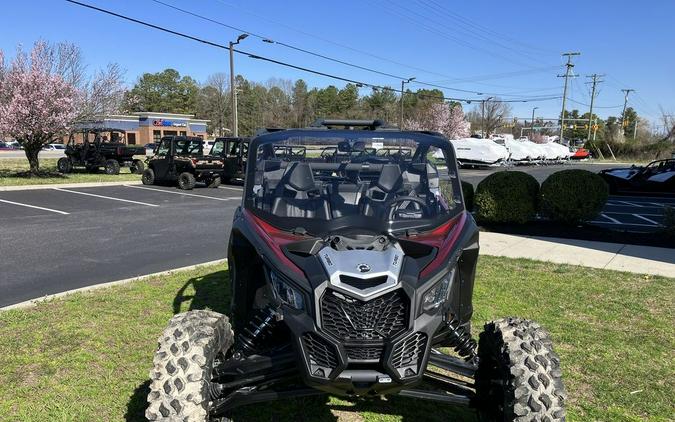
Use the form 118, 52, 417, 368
318, 243, 404, 299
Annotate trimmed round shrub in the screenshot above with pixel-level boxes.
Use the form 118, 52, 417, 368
474, 171, 539, 224
461, 180, 475, 211
539, 169, 609, 224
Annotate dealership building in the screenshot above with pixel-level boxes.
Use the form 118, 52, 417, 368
73, 112, 210, 145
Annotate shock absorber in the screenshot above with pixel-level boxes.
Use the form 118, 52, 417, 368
445, 317, 478, 363
235, 306, 280, 355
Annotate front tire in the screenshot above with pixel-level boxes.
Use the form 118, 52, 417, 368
104, 159, 120, 175
207, 176, 221, 188
131, 159, 145, 174
146, 310, 234, 421
178, 172, 197, 190
142, 168, 155, 185
475, 318, 566, 421
57, 157, 73, 174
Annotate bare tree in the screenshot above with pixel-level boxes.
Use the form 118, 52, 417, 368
197, 72, 230, 136
659, 106, 675, 142
473, 98, 511, 137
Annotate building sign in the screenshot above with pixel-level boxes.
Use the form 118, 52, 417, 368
153, 119, 187, 127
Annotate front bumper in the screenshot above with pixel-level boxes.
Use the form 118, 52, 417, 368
282, 280, 447, 396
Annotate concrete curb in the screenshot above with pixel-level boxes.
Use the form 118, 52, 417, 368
0, 180, 142, 191
0, 258, 227, 312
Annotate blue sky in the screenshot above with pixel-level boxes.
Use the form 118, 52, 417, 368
2, 0, 673, 123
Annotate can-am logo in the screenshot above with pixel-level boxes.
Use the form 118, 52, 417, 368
357, 263, 371, 273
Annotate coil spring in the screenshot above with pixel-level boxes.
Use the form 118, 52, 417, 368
236, 306, 278, 354
445, 317, 478, 362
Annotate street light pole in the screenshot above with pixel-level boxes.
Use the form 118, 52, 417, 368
399, 77, 415, 129
481, 96, 494, 138
229, 34, 248, 137
530, 106, 538, 140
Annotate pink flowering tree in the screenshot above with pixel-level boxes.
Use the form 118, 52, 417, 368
0, 41, 78, 174
405, 102, 470, 139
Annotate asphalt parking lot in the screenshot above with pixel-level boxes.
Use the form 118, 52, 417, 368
0, 184, 242, 307
1, 162, 670, 308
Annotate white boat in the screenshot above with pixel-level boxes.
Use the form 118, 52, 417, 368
448, 138, 509, 167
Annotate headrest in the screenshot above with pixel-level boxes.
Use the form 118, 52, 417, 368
377, 164, 402, 192
286, 162, 315, 191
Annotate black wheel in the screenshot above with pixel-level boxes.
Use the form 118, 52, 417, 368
57, 157, 73, 174
476, 317, 566, 421
104, 159, 120, 175
207, 176, 221, 188
146, 310, 234, 421
131, 159, 145, 174
142, 168, 156, 185
178, 172, 197, 190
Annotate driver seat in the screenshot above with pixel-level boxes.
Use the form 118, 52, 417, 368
271, 162, 330, 219
359, 164, 404, 218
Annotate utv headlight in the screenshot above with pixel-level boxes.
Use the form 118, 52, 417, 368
422, 273, 452, 312
270, 270, 305, 310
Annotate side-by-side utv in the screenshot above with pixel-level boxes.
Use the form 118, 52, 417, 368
57, 128, 146, 175
146, 119, 566, 421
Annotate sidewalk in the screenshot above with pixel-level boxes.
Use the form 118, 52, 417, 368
479, 232, 675, 278
0, 180, 141, 191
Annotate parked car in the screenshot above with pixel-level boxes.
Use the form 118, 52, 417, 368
42, 143, 66, 151
202, 139, 216, 154
146, 119, 566, 421
144, 143, 159, 155
142, 135, 224, 189
0, 141, 14, 150
599, 159, 675, 195
570, 147, 591, 160
57, 128, 146, 175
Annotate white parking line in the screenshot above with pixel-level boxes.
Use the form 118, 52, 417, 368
590, 219, 656, 227
218, 185, 243, 191
600, 213, 621, 224
604, 212, 662, 216
0, 198, 70, 215
53, 187, 159, 207
124, 185, 240, 201
632, 214, 660, 226
617, 201, 643, 207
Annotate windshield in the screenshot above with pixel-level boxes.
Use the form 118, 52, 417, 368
245, 130, 463, 236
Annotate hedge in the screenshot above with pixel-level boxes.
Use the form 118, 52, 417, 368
474, 171, 539, 224
461, 181, 474, 211
539, 169, 609, 224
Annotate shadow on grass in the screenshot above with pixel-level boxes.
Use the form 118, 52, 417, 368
172, 269, 232, 315
127, 269, 479, 421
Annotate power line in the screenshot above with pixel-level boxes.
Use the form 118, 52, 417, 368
418, 0, 559, 55
567, 98, 621, 108
64, 0, 562, 105
208, 0, 512, 82
150, 0, 558, 98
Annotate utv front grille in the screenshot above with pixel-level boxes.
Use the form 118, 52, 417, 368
391, 332, 427, 373
345, 346, 383, 361
320, 289, 408, 341
301, 332, 339, 372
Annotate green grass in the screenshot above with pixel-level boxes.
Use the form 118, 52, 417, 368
0, 257, 672, 421
0, 158, 141, 186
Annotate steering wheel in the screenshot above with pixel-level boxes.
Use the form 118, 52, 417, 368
386, 196, 430, 220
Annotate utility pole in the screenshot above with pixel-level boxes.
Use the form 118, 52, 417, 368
620, 88, 634, 137
530, 106, 538, 139
585, 74, 604, 141
481, 96, 494, 138
229, 34, 248, 137
399, 77, 415, 129
558, 52, 581, 144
